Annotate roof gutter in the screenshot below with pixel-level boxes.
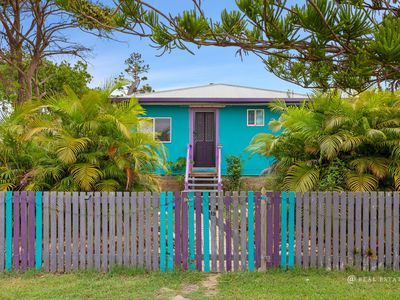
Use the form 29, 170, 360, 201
110, 97, 307, 104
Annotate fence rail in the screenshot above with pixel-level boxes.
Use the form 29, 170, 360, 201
0, 191, 399, 272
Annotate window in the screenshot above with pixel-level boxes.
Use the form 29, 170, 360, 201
154, 118, 171, 142
138, 117, 172, 142
247, 109, 264, 126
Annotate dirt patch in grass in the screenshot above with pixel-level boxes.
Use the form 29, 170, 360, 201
157, 274, 219, 299
202, 274, 219, 297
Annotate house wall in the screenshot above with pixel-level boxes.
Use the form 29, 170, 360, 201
141, 104, 279, 176
219, 105, 279, 175
142, 105, 189, 166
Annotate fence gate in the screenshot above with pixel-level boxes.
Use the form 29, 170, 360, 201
169, 192, 282, 272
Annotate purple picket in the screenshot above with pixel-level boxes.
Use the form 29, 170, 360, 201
174, 192, 181, 268
182, 193, 188, 270
225, 192, 232, 272
13, 192, 20, 270
267, 192, 273, 268
20, 191, 28, 271
28, 192, 35, 268
195, 192, 202, 271
255, 192, 261, 269
273, 192, 280, 267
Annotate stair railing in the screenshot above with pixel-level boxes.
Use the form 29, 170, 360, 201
184, 144, 192, 191
217, 145, 223, 192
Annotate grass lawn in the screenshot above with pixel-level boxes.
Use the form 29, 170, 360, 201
1, 268, 400, 299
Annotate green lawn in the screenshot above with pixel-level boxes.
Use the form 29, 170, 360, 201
1, 268, 400, 299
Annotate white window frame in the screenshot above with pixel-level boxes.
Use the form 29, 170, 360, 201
247, 109, 265, 126
138, 117, 172, 143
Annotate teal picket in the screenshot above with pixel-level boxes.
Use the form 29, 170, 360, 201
202, 192, 210, 272
248, 191, 255, 272
5, 191, 12, 272
35, 192, 43, 270
167, 192, 174, 271
159, 192, 166, 272
288, 192, 295, 268
280, 192, 287, 269
188, 192, 195, 271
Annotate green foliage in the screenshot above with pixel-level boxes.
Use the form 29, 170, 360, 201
0, 64, 18, 103
0, 59, 92, 102
168, 157, 186, 175
0, 86, 166, 191
370, 16, 400, 65
124, 52, 150, 80
225, 155, 243, 191
109, 0, 400, 92
248, 90, 400, 192
36, 60, 92, 97
118, 52, 154, 93
318, 158, 348, 191
56, 0, 116, 31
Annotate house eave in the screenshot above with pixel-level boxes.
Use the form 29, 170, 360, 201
110, 97, 307, 104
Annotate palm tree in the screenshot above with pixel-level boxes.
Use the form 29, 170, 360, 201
0, 86, 167, 191
248, 91, 400, 192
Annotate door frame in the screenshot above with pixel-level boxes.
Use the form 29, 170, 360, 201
189, 107, 219, 167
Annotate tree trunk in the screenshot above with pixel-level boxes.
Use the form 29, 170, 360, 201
25, 75, 32, 101
16, 70, 26, 106
24, 59, 40, 102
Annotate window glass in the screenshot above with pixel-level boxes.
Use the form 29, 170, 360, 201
138, 118, 154, 135
205, 112, 215, 142
195, 112, 205, 141
256, 109, 264, 126
155, 118, 171, 142
248, 110, 255, 125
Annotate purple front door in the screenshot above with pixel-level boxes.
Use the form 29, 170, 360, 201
194, 111, 216, 167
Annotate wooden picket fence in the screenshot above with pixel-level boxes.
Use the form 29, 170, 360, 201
0, 191, 399, 273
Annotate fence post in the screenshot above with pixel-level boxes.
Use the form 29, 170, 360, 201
255, 192, 261, 269
202, 192, 210, 272
5, 191, 12, 272
188, 192, 195, 271
13, 192, 20, 271
167, 192, 174, 271
174, 192, 181, 268
248, 191, 254, 272
0, 193, 4, 272
181, 193, 188, 271
274, 192, 281, 267
195, 192, 202, 271
35, 192, 42, 270
288, 192, 295, 268
280, 192, 287, 269
159, 192, 166, 272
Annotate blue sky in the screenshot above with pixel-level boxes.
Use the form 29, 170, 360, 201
64, 1, 307, 94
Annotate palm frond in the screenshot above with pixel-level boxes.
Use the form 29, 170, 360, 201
56, 136, 91, 164
346, 172, 379, 191
349, 157, 390, 179
268, 100, 288, 113
324, 116, 351, 131
95, 179, 120, 192
246, 133, 279, 156
70, 163, 103, 191
282, 162, 320, 192
319, 134, 344, 160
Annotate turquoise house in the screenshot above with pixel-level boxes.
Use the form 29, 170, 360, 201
112, 83, 307, 191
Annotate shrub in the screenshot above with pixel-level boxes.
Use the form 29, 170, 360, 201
248, 90, 400, 192
225, 155, 243, 191
168, 157, 186, 175
0, 86, 167, 191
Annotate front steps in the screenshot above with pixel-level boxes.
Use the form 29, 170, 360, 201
185, 173, 222, 193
